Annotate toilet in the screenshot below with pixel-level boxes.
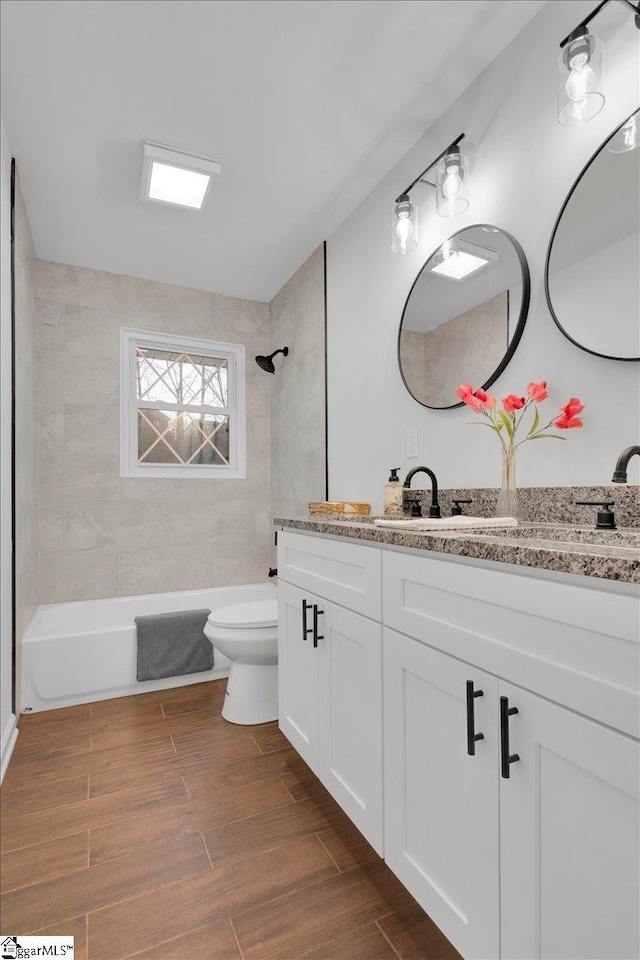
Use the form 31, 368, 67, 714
204, 597, 279, 725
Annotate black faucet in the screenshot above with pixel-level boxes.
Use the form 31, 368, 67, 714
612, 446, 640, 483
403, 466, 441, 518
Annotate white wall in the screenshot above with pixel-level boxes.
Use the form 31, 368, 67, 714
327, 0, 640, 510
550, 232, 639, 358
0, 116, 17, 779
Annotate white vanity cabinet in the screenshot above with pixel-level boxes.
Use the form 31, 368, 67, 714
384, 629, 501, 959
277, 534, 384, 852
499, 683, 640, 960
383, 548, 640, 960
384, 629, 639, 960
277, 527, 640, 959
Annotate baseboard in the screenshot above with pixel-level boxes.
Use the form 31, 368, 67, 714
0, 713, 19, 784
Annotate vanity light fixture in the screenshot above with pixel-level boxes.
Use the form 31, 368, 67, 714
141, 142, 221, 210
557, 0, 640, 127
608, 110, 640, 151
391, 133, 467, 255
435, 144, 469, 217
557, 26, 604, 127
391, 195, 419, 255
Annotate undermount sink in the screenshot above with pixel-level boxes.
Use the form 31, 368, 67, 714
457, 523, 640, 549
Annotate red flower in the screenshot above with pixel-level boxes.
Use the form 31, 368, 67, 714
503, 394, 526, 412
555, 415, 583, 429
474, 388, 496, 409
456, 384, 495, 411
560, 397, 585, 418
527, 381, 548, 402
456, 383, 474, 402
464, 394, 486, 412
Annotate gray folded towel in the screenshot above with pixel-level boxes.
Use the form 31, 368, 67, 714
135, 608, 213, 682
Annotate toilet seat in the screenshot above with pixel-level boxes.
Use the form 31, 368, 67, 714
204, 595, 280, 725
207, 598, 278, 630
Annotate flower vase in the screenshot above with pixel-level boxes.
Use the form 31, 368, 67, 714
496, 446, 521, 519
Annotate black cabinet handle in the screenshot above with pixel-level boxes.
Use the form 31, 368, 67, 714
302, 600, 313, 641
312, 605, 324, 648
466, 680, 484, 756
500, 695, 520, 778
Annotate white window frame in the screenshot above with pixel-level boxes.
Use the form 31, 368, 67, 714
120, 327, 246, 479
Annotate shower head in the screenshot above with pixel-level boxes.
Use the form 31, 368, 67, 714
255, 346, 289, 374
255, 355, 276, 374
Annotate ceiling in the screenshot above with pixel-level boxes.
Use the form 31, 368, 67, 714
1, 0, 546, 302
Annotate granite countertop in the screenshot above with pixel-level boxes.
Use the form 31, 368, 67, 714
274, 516, 640, 585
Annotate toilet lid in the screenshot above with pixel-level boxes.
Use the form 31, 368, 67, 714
208, 598, 278, 629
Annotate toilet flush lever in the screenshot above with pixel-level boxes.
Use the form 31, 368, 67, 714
312, 605, 324, 648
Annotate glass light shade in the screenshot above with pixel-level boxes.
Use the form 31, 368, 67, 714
557, 31, 604, 127
436, 148, 469, 218
608, 111, 639, 153
391, 196, 419, 255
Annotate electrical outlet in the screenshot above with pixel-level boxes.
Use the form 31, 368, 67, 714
406, 428, 418, 458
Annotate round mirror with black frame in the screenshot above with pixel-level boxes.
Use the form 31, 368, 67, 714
397, 224, 530, 410
545, 108, 640, 362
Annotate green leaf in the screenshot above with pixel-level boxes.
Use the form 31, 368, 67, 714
467, 422, 500, 431
498, 411, 515, 439
527, 407, 540, 437
529, 433, 565, 440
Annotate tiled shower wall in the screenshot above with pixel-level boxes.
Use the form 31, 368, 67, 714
14, 171, 39, 702
270, 244, 326, 518
36, 261, 273, 603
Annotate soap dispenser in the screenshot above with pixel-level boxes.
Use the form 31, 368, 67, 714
384, 468, 403, 514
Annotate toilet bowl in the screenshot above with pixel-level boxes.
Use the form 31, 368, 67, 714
204, 597, 278, 725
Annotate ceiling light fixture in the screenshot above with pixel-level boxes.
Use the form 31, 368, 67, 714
391, 133, 468, 255
431, 250, 487, 280
557, 0, 639, 127
429, 238, 499, 281
141, 142, 221, 210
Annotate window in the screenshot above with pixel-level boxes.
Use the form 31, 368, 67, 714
120, 328, 246, 479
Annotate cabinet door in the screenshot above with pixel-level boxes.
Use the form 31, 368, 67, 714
277, 580, 318, 769
384, 628, 500, 959
499, 682, 640, 960
317, 600, 383, 854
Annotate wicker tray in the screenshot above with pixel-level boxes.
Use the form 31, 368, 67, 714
308, 501, 371, 516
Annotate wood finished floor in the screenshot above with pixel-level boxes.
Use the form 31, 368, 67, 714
0, 680, 461, 960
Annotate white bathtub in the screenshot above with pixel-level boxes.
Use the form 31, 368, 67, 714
21, 582, 277, 713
